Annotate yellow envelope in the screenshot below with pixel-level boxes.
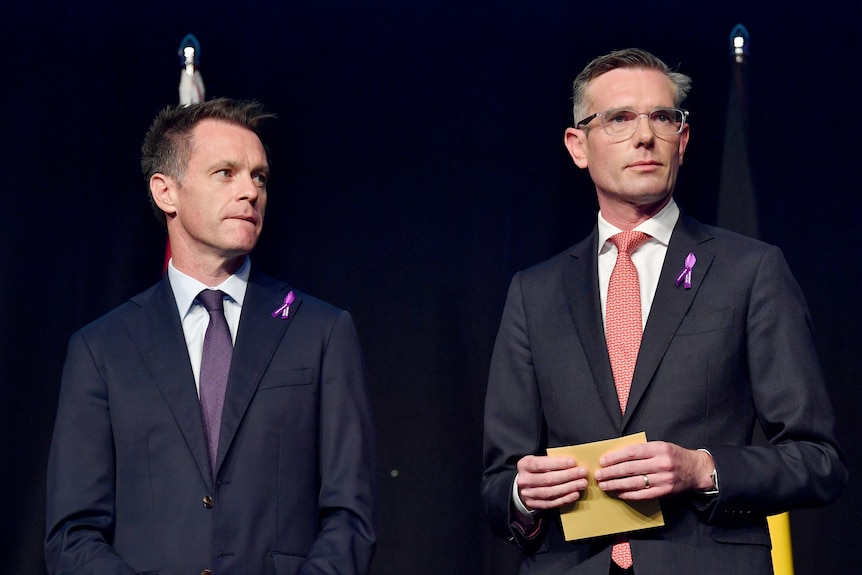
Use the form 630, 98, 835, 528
546, 432, 664, 541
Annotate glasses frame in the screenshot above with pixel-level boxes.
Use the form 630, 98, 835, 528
576, 108, 690, 141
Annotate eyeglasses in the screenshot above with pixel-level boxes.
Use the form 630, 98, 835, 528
576, 108, 689, 142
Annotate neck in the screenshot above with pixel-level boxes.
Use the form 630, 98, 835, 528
170, 251, 247, 286
599, 196, 671, 230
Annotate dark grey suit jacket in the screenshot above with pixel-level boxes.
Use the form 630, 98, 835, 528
482, 213, 846, 575
46, 270, 376, 575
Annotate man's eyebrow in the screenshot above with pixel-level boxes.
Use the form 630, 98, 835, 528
204, 160, 240, 173
203, 160, 269, 174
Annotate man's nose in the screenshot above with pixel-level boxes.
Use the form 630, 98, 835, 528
632, 114, 656, 145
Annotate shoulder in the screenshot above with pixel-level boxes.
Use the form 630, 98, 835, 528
74, 280, 170, 339
675, 213, 787, 271
248, 270, 351, 326
675, 215, 800, 298
511, 232, 595, 292
679, 213, 775, 252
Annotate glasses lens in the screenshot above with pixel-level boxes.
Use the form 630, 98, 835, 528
602, 110, 640, 137
648, 109, 684, 135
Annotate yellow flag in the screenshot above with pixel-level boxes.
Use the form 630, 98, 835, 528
768, 512, 794, 575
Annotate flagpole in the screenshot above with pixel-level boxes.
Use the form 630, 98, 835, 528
718, 24, 795, 575
716, 24, 758, 238
164, 34, 206, 274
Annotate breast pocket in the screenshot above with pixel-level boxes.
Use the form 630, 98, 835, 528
676, 307, 735, 335
257, 367, 317, 390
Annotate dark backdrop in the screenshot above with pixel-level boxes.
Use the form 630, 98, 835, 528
2, 1, 858, 574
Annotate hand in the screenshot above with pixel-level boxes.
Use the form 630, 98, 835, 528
516, 455, 589, 511
593, 441, 715, 500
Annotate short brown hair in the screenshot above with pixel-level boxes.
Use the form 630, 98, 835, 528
571, 48, 691, 125
141, 98, 275, 226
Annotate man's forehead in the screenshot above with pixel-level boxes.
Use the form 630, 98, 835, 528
586, 67, 676, 108
191, 118, 259, 141
188, 120, 265, 157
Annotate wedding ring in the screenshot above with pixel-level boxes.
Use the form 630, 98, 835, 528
643, 474, 650, 489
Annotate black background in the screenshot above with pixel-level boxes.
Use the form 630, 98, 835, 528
2, 1, 858, 573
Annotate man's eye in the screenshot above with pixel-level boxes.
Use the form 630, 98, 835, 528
253, 174, 267, 185
651, 110, 674, 123
607, 111, 636, 123
217, 169, 232, 177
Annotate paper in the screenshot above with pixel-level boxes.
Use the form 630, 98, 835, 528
546, 432, 664, 541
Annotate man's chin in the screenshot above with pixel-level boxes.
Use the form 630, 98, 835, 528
220, 239, 259, 261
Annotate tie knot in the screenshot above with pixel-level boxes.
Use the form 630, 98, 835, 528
610, 231, 650, 256
198, 289, 226, 313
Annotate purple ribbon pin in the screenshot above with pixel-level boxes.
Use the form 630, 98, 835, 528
675, 253, 696, 289
271, 291, 296, 319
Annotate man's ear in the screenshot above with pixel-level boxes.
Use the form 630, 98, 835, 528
150, 174, 178, 216
564, 127, 589, 169
677, 123, 690, 166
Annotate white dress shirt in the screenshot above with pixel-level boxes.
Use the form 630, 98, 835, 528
597, 198, 680, 331
166, 257, 250, 395
513, 198, 682, 516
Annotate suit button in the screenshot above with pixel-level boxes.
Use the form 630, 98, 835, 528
201, 570, 212, 575
203, 495, 214, 509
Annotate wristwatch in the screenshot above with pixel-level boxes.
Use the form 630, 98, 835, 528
702, 467, 719, 496
697, 448, 720, 496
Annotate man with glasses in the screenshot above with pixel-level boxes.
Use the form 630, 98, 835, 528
482, 48, 846, 575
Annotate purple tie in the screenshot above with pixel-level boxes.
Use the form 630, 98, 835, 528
197, 289, 233, 473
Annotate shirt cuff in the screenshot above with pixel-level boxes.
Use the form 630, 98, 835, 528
510, 473, 543, 539
511, 473, 537, 516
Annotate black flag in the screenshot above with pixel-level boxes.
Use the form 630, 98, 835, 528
717, 24, 759, 238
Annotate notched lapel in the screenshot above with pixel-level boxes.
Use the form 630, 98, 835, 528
562, 232, 624, 426
215, 275, 299, 473
624, 216, 715, 426
124, 280, 212, 485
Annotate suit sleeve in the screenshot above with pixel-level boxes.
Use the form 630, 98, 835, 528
299, 310, 377, 575
702, 245, 847, 519
481, 273, 548, 545
45, 332, 137, 575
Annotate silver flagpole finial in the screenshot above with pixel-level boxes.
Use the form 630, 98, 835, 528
178, 33, 205, 106
729, 24, 750, 64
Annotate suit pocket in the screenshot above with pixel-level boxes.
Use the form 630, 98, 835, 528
677, 307, 735, 335
271, 552, 305, 575
258, 367, 316, 390
710, 523, 771, 547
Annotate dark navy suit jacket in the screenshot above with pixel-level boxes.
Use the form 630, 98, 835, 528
46, 270, 376, 575
482, 213, 846, 575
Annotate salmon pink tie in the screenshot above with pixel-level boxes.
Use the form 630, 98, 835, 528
606, 230, 649, 570
198, 289, 233, 474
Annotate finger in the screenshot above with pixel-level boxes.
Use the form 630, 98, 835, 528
599, 443, 655, 467
595, 458, 648, 482
519, 455, 578, 473
598, 473, 654, 495
522, 478, 588, 508
519, 466, 588, 492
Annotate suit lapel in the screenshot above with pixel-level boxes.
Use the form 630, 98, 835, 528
123, 279, 213, 485
561, 230, 625, 426
215, 271, 299, 473
623, 214, 715, 427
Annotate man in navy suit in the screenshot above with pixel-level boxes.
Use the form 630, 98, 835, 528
46, 99, 376, 575
481, 48, 846, 575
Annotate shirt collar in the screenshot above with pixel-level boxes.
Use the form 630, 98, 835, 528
167, 257, 251, 319
597, 197, 680, 254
